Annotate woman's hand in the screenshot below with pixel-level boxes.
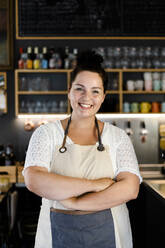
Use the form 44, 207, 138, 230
59, 197, 77, 209
92, 178, 115, 192
59, 178, 115, 209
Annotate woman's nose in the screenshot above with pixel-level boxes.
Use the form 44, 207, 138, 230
82, 90, 92, 99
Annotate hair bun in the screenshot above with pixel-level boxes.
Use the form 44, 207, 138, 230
77, 50, 103, 68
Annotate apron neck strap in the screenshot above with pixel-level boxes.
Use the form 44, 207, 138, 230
59, 116, 105, 153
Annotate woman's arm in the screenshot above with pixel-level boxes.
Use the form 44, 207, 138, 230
59, 172, 140, 210
24, 166, 113, 201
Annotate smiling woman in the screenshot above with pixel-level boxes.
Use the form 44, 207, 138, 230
23, 50, 142, 248
68, 70, 105, 118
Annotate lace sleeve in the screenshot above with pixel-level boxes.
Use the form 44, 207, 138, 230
23, 124, 51, 173
115, 130, 142, 183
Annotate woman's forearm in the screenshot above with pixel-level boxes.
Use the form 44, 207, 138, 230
64, 173, 140, 211
24, 166, 112, 201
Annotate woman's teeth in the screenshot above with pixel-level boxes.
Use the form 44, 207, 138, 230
79, 103, 92, 108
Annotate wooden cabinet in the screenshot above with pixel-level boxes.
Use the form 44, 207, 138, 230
15, 69, 165, 115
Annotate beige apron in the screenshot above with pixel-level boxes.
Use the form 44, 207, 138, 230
34, 142, 132, 248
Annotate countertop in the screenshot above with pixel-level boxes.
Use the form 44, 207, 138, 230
144, 180, 165, 199
139, 164, 165, 199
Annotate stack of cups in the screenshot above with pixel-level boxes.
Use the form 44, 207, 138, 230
162, 73, 165, 91
144, 72, 152, 91
152, 72, 161, 91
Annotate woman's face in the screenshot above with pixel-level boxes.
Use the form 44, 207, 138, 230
68, 71, 105, 118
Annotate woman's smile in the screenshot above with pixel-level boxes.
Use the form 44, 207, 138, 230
78, 102, 93, 109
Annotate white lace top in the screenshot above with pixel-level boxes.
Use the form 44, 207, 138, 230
24, 120, 142, 182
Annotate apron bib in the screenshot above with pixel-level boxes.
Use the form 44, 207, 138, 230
50, 143, 118, 248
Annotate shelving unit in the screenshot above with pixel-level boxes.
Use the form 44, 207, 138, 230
0, 72, 7, 113
15, 69, 70, 116
15, 69, 165, 116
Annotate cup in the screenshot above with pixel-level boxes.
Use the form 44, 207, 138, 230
162, 72, 165, 80
126, 80, 134, 91
152, 72, 160, 80
161, 102, 165, 112
135, 80, 143, 90
153, 79, 161, 91
143, 72, 152, 80
140, 102, 151, 113
131, 102, 139, 113
161, 79, 165, 91
151, 102, 160, 113
144, 79, 152, 91
123, 102, 130, 113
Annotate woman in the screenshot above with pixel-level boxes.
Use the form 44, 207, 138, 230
23, 50, 142, 248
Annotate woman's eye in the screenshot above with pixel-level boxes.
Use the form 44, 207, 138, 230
93, 90, 99, 94
75, 87, 83, 91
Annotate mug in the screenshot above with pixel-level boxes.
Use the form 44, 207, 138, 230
140, 102, 151, 113
126, 80, 134, 91
162, 72, 165, 80
135, 80, 143, 90
131, 102, 139, 113
161, 102, 165, 112
144, 79, 152, 91
161, 79, 165, 91
123, 102, 130, 113
151, 102, 160, 113
143, 72, 152, 80
153, 79, 161, 91
152, 72, 160, 80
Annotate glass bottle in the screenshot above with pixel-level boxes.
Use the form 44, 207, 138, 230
54, 53, 62, 69
18, 47, 24, 69
33, 47, 40, 69
49, 48, 56, 69
41, 47, 48, 69
71, 48, 78, 69
64, 46, 70, 69
26, 46, 33, 69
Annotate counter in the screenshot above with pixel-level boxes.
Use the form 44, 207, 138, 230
145, 180, 165, 199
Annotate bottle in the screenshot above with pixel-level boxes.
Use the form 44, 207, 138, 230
33, 47, 40, 69
0, 145, 5, 165
41, 47, 48, 69
18, 47, 24, 69
26, 46, 33, 69
71, 48, 78, 69
64, 46, 70, 69
54, 52, 62, 69
49, 47, 56, 69
5, 144, 15, 166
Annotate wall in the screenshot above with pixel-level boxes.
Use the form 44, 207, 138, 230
1, 1, 165, 163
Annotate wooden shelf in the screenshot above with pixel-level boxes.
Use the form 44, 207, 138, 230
17, 112, 68, 115
15, 69, 71, 73
106, 90, 120, 94
123, 91, 165, 94
17, 91, 68, 95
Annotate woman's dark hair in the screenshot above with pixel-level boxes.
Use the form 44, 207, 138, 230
71, 50, 107, 93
